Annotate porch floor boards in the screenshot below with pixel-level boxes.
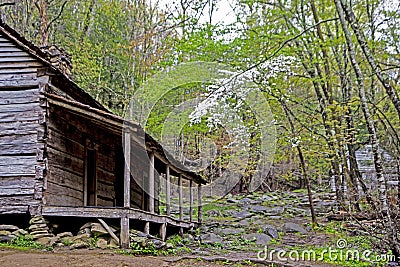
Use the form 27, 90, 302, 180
41, 205, 196, 229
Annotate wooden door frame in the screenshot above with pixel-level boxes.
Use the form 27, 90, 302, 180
84, 139, 98, 206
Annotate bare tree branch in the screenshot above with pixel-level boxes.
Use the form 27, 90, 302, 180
0, 2, 15, 7
45, 1, 67, 33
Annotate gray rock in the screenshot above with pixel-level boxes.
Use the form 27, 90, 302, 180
238, 197, 257, 206
282, 222, 308, 234
29, 216, 46, 225
248, 205, 269, 213
165, 243, 174, 249
264, 224, 279, 239
36, 237, 52, 246
30, 230, 50, 236
90, 223, 109, 236
32, 233, 53, 239
12, 229, 28, 237
222, 209, 237, 216
29, 224, 49, 231
108, 238, 119, 249
235, 219, 250, 227
217, 228, 245, 236
231, 210, 253, 219
265, 207, 284, 216
79, 222, 93, 230
130, 229, 147, 238
206, 209, 222, 217
286, 207, 307, 216
72, 233, 91, 243
261, 195, 273, 201
151, 239, 166, 249
199, 225, 209, 232
200, 233, 223, 244
70, 241, 89, 249
49, 236, 60, 247
0, 225, 19, 231
0, 230, 11, 236
242, 233, 271, 245
269, 216, 282, 220
56, 232, 73, 238
0, 235, 13, 243
96, 238, 108, 249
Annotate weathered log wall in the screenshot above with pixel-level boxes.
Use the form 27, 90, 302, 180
45, 104, 152, 209
0, 32, 162, 215
0, 34, 45, 214
46, 106, 116, 206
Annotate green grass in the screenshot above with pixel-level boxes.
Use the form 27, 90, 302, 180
0, 235, 51, 251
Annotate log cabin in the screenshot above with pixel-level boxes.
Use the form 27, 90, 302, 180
0, 21, 205, 248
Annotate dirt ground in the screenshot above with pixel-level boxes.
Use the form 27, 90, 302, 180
0, 248, 234, 267
0, 247, 339, 267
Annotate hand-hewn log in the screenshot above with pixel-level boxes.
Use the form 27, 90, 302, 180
0, 120, 39, 136
46, 181, 83, 204
0, 88, 39, 104
0, 155, 36, 176
0, 61, 43, 69
0, 102, 41, 114
0, 56, 37, 63
0, 205, 29, 214
0, 78, 39, 89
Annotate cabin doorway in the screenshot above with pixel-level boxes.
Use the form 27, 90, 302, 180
84, 141, 97, 206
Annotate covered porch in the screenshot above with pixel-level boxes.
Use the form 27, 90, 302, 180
43, 93, 206, 248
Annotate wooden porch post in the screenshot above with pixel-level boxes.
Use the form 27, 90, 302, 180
198, 184, 202, 224
149, 153, 155, 213
178, 174, 183, 221
120, 215, 130, 249
189, 180, 193, 222
166, 165, 171, 216
178, 174, 183, 236
144, 222, 150, 235
159, 223, 167, 241
121, 127, 131, 248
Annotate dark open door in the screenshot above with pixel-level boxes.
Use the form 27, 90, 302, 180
85, 148, 97, 206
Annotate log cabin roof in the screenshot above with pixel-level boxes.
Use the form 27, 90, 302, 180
0, 20, 206, 185
0, 19, 107, 111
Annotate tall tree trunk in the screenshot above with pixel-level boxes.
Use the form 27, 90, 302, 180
334, 0, 400, 259
35, 0, 49, 46
280, 100, 317, 225
339, 0, 400, 120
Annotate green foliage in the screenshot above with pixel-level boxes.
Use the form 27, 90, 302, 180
129, 242, 159, 255
0, 235, 50, 251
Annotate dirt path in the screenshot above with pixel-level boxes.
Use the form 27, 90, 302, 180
0, 248, 240, 267
0, 247, 338, 267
